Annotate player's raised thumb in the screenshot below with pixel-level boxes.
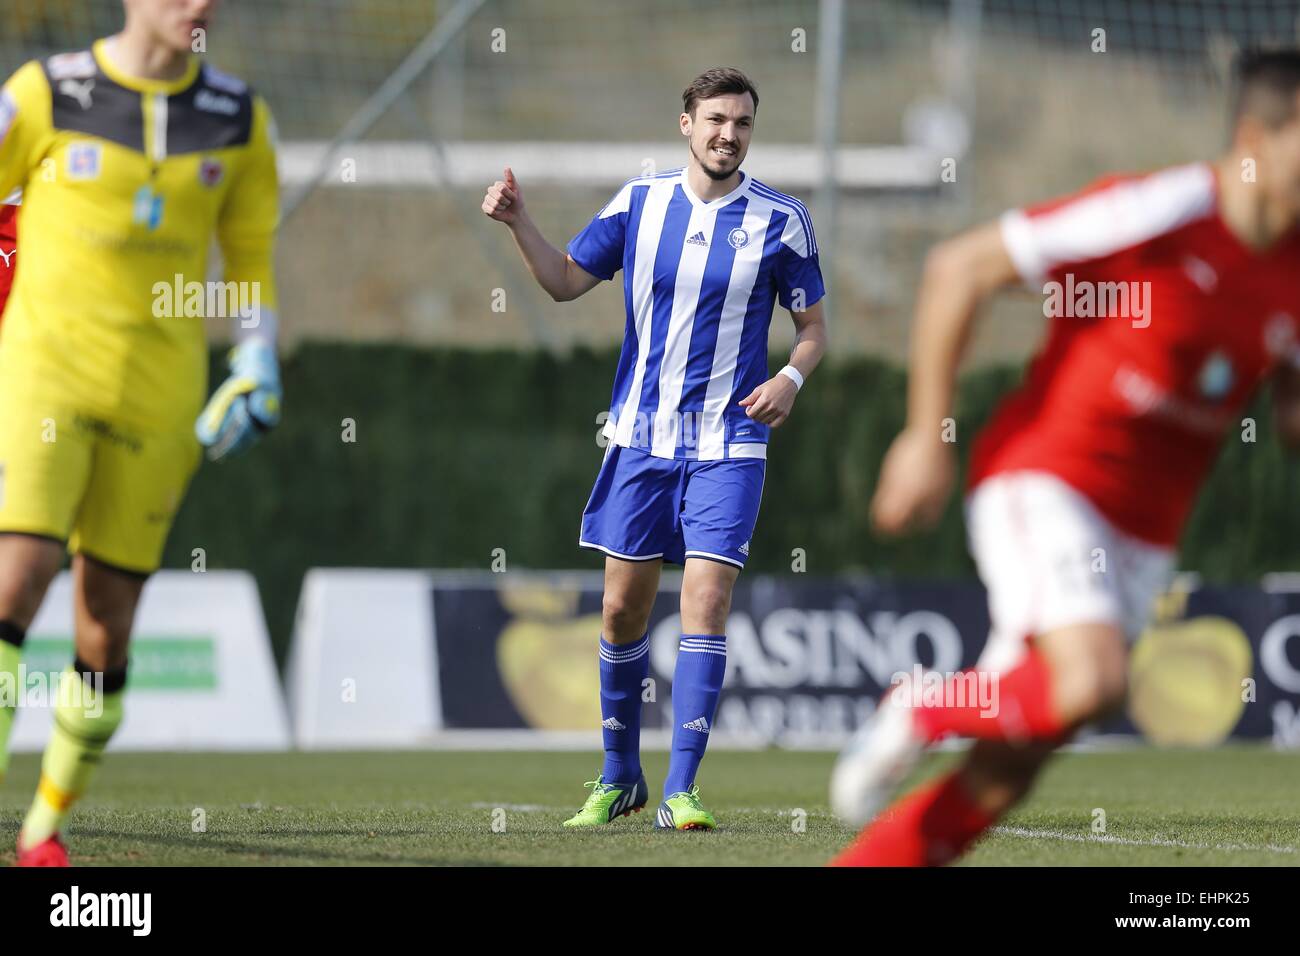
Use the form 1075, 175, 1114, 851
504, 166, 518, 189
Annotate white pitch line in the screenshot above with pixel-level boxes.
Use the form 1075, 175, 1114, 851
993, 825, 1297, 856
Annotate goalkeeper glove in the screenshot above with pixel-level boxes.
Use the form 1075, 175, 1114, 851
195, 339, 282, 461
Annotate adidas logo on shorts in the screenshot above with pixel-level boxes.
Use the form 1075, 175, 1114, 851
601, 717, 627, 731
739, 541, 750, 556
681, 716, 710, 733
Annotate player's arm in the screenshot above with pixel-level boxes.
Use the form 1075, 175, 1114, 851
0, 62, 54, 200
1271, 362, 1300, 450
482, 167, 604, 302
870, 221, 1020, 535
739, 298, 827, 428
741, 211, 828, 427
197, 95, 283, 461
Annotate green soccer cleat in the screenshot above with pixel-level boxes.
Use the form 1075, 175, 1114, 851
654, 784, 716, 831
562, 773, 649, 828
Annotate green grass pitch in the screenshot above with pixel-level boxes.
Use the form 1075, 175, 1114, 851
0, 746, 1294, 866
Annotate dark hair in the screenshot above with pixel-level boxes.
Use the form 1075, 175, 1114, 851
682, 67, 758, 117
1232, 48, 1300, 128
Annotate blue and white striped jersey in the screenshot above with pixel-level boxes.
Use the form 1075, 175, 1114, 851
568, 168, 824, 461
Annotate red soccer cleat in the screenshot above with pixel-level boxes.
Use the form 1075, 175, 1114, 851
15, 832, 70, 867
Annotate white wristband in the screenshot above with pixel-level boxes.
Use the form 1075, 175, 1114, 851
778, 364, 804, 391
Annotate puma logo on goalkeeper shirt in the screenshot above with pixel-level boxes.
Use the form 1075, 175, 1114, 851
57, 78, 94, 110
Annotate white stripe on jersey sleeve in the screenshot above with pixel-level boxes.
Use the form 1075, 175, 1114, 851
750, 180, 816, 257
999, 162, 1216, 287
598, 168, 683, 220
597, 180, 637, 220
777, 209, 812, 258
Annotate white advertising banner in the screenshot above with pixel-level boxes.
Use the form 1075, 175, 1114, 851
11, 570, 290, 752
285, 569, 441, 749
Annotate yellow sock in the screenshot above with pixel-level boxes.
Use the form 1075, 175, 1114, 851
0, 640, 20, 781
21, 667, 124, 848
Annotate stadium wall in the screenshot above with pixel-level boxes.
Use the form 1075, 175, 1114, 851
165, 345, 1300, 662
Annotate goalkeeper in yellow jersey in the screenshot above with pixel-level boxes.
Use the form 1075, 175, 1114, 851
0, 0, 282, 866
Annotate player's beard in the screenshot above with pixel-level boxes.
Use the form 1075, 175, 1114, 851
692, 138, 743, 181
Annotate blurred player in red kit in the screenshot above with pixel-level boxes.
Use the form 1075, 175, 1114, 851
830, 48, 1300, 866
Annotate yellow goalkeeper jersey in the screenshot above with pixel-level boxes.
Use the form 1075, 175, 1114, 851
0, 41, 279, 431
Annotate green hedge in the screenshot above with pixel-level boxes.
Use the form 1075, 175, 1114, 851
165, 345, 1300, 662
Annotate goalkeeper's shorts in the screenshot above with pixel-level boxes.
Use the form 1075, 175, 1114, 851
0, 389, 200, 575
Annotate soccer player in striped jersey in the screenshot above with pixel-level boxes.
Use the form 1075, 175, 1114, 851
829, 49, 1300, 866
0, 0, 282, 866
483, 67, 827, 830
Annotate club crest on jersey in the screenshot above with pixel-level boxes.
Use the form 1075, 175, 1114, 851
132, 185, 164, 231
66, 142, 101, 180
199, 158, 225, 188
727, 227, 750, 250
1197, 351, 1235, 401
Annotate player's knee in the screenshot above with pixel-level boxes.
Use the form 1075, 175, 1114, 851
0, 549, 61, 626
76, 590, 136, 664
1062, 639, 1128, 723
601, 593, 650, 642
682, 583, 731, 633
0, 575, 47, 625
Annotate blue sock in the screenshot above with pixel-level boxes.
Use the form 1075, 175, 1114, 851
664, 634, 727, 797
599, 634, 649, 786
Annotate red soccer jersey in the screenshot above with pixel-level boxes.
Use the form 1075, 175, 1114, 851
969, 162, 1300, 547
0, 202, 15, 322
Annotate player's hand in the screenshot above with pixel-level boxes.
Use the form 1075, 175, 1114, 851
195, 339, 282, 462
482, 166, 525, 226
738, 375, 798, 428
870, 427, 956, 536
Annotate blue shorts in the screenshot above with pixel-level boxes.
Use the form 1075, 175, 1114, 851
579, 443, 766, 569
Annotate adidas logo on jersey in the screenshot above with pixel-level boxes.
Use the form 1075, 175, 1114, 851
685, 231, 708, 247
601, 717, 627, 731
681, 717, 710, 733
739, 541, 750, 556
